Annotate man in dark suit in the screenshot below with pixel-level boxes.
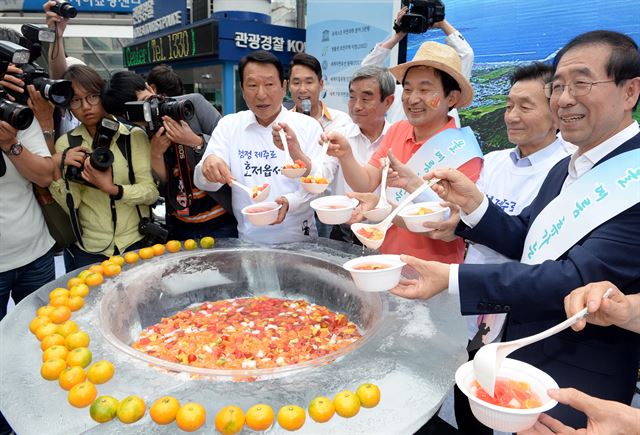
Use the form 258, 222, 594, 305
389, 30, 640, 428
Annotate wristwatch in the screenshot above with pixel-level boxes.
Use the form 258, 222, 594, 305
42, 130, 55, 141
8, 142, 23, 156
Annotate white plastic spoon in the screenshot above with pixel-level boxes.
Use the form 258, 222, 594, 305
351, 178, 440, 249
473, 287, 614, 397
231, 180, 271, 202
278, 129, 306, 178
363, 157, 393, 222
313, 140, 330, 178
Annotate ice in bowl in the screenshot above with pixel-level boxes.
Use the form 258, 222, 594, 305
241, 201, 282, 226
310, 195, 359, 225
343, 254, 406, 292
455, 358, 558, 433
398, 201, 449, 233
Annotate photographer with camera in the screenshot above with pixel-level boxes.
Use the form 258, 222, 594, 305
363, 2, 473, 125
48, 65, 158, 270
0, 27, 57, 435
102, 70, 237, 241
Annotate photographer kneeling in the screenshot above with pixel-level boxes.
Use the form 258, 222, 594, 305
49, 65, 158, 270
102, 71, 236, 240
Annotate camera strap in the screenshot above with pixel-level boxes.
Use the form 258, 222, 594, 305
115, 128, 148, 223
61, 139, 117, 254
171, 144, 194, 212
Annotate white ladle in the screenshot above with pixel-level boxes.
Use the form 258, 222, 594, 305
363, 157, 393, 222
473, 287, 614, 397
231, 180, 271, 202
351, 178, 440, 249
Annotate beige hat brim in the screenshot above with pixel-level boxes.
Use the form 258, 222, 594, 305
389, 59, 474, 108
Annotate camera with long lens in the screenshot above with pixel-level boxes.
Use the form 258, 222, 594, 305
0, 24, 75, 107
138, 217, 169, 245
123, 95, 194, 136
396, 0, 445, 34
64, 117, 119, 186
0, 95, 34, 130
50, 1, 78, 19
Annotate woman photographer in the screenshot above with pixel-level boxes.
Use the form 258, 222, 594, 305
49, 65, 158, 270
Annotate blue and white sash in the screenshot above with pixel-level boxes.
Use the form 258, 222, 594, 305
387, 127, 483, 204
522, 149, 640, 264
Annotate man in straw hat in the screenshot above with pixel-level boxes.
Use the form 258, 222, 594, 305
388, 30, 640, 427
322, 41, 482, 263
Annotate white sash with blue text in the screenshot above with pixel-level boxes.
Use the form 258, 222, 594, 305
387, 127, 483, 204
522, 149, 640, 264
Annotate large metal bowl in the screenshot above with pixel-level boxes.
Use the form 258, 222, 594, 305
0, 239, 467, 434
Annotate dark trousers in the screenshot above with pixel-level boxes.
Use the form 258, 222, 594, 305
63, 239, 147, 271
0, 247, 56, 434
454, 347, 493, 435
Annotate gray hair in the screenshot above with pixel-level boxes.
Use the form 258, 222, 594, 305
349, 65, 396, 100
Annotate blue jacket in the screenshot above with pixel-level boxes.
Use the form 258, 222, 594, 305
456, 132, 640, 426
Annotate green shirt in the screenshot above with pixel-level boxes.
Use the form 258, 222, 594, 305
49, 123, 159, 256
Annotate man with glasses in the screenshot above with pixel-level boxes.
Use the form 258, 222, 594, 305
386, 30, 640, 427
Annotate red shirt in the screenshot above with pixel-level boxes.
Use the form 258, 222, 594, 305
368, 118, 483, 263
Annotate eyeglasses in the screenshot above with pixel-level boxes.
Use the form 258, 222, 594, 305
69, 94, 101, 109
544, 80, 615, 99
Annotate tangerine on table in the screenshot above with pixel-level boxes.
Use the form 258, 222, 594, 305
67, 277, 84, 288
117, 395, 146, 424
68, 381, 97, 408
175, 402, 206, 432
35, 322, 59, 341
49, 287, 70, 301
356, 383, 381, 408
165, 240, 181, 253
36, 305, 55, 318
103, 263, 121, 277
87, 360, 115, 385
138, 247, 154, 260
43, 344, 69, 362
49, 305, 72, 324
333, 390, 361, 418
70, 283, 89, 298
89, 264, 104, 275
50, 295, 69, 307
58, 366, 86, 390
214, 405, 245, 435
184, 239, 198, 250
245, 403, 275, 431
40, 358, 67, 381
101, 259, 114, 268
29, 316, 51, 335
124, 252, 139, 264
65, 330, 90, 349
108, 255, 125, 266
77, 270, 93, 281
85, 273, 104, 287
200, 236, 215, 249
308, 396, 335, 423
40, 333, 66, 351
67, 346, 92, 368
57, 319, 79, 337
90, 396, 119, 423
151, 243, 165, 256
67, 296, 85, 312
277, 405, 306, 431
149, 396, 180, 425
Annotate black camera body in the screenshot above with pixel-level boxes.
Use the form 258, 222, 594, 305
9, 62, 74, 106
65, 117, 119, 186
123, 96, 194, 136
397, 0, 445, 34
0, 95, 34, 130
138, 217, 169, 245
50, 1, 78, 19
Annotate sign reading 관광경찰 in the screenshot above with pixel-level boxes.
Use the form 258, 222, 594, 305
1, 0, 141, 12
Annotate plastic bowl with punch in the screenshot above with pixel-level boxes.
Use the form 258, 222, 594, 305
311, 195, 359, 225
343, 254, 406, 292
